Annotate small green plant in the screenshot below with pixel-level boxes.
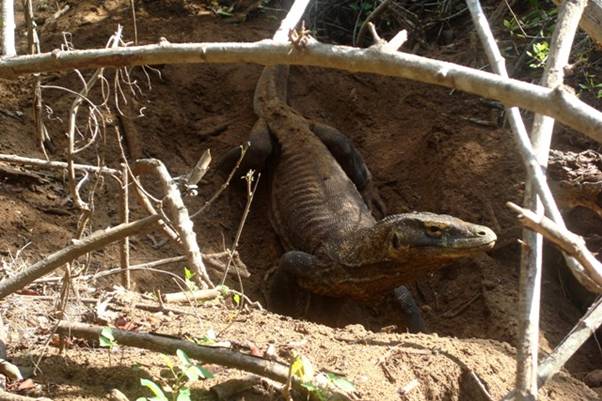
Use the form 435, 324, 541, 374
216, 284, 242, 307
183, 267, 198, 292
503, 5, 557, 39
527, 41, 550, 69
578, 72, 602, 99
350, 1, 378, 14
136, 349, 213, 401
99, 327, 117, 365
190, 329, 217, 346
289, 354, 355, 401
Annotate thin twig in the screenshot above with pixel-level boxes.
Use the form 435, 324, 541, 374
0, 154, 119, 175
190, 143, 249, 219
22, 0, 50, 155
537, 296, 602, 386
91, 253, 249, 279
355, 0, 393, 46
119, 164, 130, 289
185, 149, 212, 187
130, 0, 138, 45
65, 28, 121, 213
221, 170, 260, 291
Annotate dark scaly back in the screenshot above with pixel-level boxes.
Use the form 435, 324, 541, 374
255, 65, 376, 255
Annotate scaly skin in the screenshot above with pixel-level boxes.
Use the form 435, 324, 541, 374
225, 64, 497, 330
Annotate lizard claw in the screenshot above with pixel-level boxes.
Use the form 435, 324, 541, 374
361, 180, 387, 219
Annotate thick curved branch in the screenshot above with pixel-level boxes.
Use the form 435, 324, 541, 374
0, 40, 601, 142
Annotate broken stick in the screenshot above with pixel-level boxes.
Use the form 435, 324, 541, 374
0, 215, 160, 299
56, 322, 352, 401
132, 159, 213, 288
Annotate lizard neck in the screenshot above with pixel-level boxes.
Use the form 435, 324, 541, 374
331, 223, 391, 266
254, 65, 290, 116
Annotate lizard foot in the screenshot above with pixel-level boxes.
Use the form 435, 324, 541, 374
393, 286, 426, 333
361, 180, 387, 219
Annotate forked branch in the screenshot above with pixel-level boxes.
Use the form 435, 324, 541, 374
507, 202, 602, 287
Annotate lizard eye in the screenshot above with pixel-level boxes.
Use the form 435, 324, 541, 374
425, 225, 443, 238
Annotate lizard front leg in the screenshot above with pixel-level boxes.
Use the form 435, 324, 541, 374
310, 121, 386, 218
393, 286, 426, 333
269, 250, 320, 317
217, 118, 274, 177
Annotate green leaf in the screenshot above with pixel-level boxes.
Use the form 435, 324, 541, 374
182, 365, 201, 382
290, 355, 314, 382
326, 373, 355, 393
176, 388, 191, 401
194, 329, 217, 345
140, 379, 168, 401
197, 366, 214, 379
176, 349, 193, 367
99, 328, 115, 348
183, 267, 194, 281
300, 382, 327, 401
232, 293, 241, 306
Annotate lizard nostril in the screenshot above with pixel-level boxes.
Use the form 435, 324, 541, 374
477, 231, 487, 236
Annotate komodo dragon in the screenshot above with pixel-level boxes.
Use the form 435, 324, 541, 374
219, 64, 497, 331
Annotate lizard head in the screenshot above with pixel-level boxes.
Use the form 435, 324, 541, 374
381, 212, 497, 260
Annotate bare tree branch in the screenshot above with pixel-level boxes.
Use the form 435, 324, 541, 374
516, 1, 588, 399
2, 0, 16, 57
119, 164, 130, 289
466, 2, 590, 400
0, 215, 160, 299
132, 159, 213, 288
507, 202, 602, 286
0, 41, 601, 141
503, 297, 602, 400
553, 0, 602, 45
0, 154, 119, 175
272, 0, 311, 42
537, 296, 602, 386
56, 322, 353, 401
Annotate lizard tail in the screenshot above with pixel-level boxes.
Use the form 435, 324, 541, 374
253, 65, 290, 115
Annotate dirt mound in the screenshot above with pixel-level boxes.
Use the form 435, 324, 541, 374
2, 296, 598, 401
0, 0, 600, 400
